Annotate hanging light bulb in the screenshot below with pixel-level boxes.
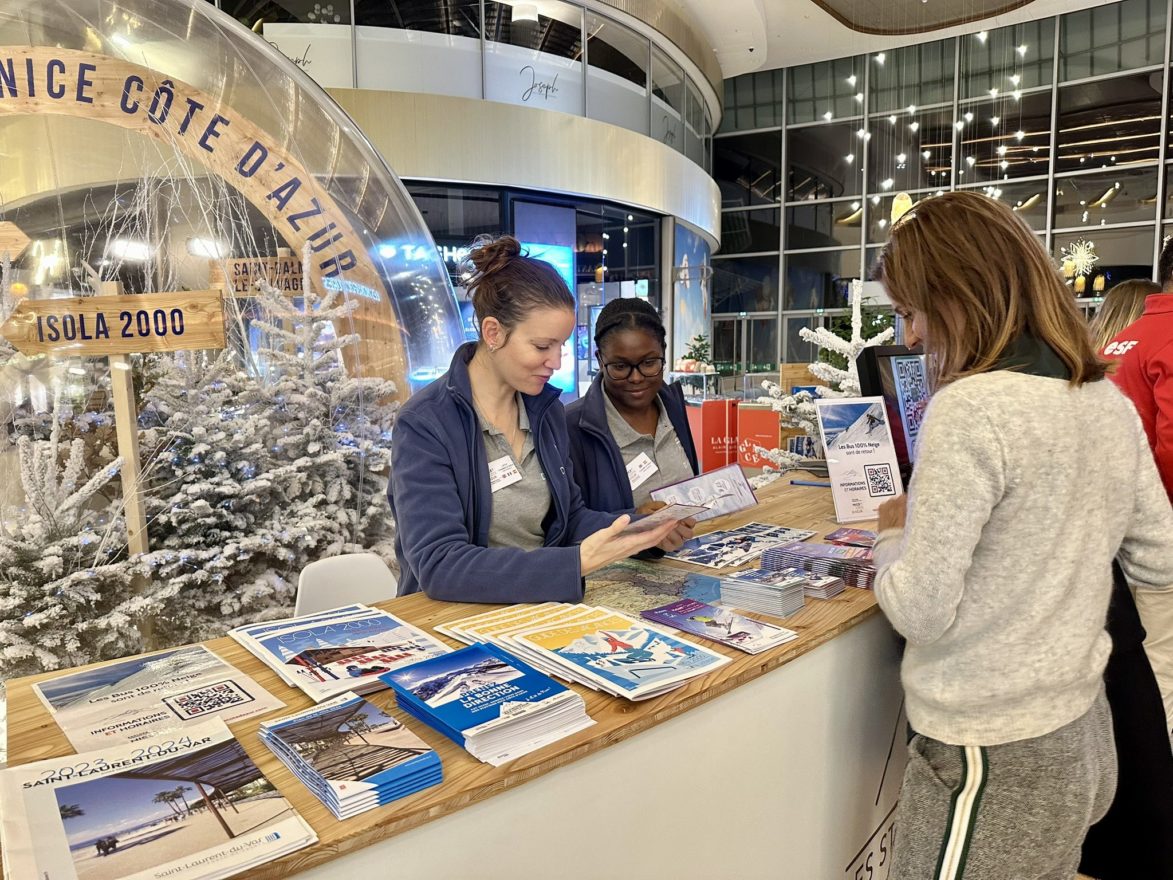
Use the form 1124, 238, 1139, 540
847, 74, 857, 86
909, 121, 920, 132
976, 31, 988, 42
824, 111, 833, 121
991, 116, 1000, 125
875, 52, 886, 64
1015, 130, 1025, 140
1017, 44, 1028, 56
964, 111, 974, 122
1009, 74, 1021, 85
889, 115, 897, 124
845, 153, 855, 163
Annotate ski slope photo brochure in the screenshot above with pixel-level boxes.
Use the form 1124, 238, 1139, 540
663, 521, 816, 569
229, 605, 450, 702
382, 643, 594, 766
33, 646, 284, 751
814, 397, 904, 523
261, 692, 441, 819
0, 719, 316, 880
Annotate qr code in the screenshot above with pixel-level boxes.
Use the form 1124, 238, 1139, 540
864, 463, 897, 498
162, 680, 254, 720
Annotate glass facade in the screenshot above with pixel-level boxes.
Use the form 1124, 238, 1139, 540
715, 0, 1173, 363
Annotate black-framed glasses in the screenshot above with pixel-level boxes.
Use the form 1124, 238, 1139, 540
603, 357, 666, 381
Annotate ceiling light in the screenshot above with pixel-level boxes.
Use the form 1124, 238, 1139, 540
908, 105, 916, 115
889, 115, 897, 124
964, 111, 974, 122
851, 201, 861, 210
871, 196, 881, 205
845, 153, 854, 163
1010, 75, 1021, 86
511, 3, 539, 24
909, 121, 920, 132
1015, 130, 1025, 140
855, 92, 864, 103
847, 74, 857, 86
875, 53, 886, 64
857, 128, 867, 138
880, 178, 894, 190
878, 219, 888, 228
997, 145, 1007, 156
977, 31, 988, 42
1012, 90, 1021, 101
955, 120, 965, 130
991, 116, 1000, 125
922, 150, 931, 160
989, 87, 999, 97
896, 153, 907, 163
1000, 160, 1009, 170
824, 111, 833, 121
1017, 44, 1028, 56
966, 156, 976, 166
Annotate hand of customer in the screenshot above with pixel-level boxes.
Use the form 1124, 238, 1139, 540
579, 514, 680, 576
877, 494, 908, 531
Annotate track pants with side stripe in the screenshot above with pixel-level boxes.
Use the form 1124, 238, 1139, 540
890, 690, 1116, 880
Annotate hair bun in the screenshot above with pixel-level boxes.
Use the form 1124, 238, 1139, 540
468, 234, 522, 278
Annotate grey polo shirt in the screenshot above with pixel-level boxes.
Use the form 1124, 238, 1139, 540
476, 395, 551, 551
603, 393, 695, 507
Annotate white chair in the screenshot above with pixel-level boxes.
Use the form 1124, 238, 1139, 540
294, 553, 399, 616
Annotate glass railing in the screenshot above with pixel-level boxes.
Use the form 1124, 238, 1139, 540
218, 0, 715, 170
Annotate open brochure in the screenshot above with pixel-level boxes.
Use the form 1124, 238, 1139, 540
641, 599, 798, 654
0, 719, 316, 880
620, 503, 708, 535
648, 463, 757, 523
229, 605, 451, 702
663, 522, 816, 569
34, 646, 284, 751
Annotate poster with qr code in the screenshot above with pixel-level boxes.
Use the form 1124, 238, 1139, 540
892, 355, 929, 460
163, 679, 255, 719
814, 397, 904, 523
33, 646, 284, 750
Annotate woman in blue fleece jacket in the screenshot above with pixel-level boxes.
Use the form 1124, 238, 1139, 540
389, 235, 679, 603
566, 298, 700, 515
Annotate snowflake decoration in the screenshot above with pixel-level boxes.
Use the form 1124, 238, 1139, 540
1062, 239, 1099, 277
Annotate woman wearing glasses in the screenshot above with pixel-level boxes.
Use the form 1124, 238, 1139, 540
565, 299, 700, 552
389, 237, 680, 604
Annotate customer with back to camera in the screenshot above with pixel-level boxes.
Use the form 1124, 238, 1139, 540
869, 191, 1173, 880
565, 298, 699, 556
1079, 275, 1173, 880
388, 235, 682, 604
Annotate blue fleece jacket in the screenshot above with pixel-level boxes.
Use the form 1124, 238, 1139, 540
564, 372, 700, 513
389, 343, 617, 603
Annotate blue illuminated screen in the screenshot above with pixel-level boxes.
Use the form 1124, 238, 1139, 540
521, 242, 577, 395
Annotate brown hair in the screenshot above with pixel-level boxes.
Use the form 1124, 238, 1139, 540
871, 191, 1107, 389
465, 234, 574, 343
1089, 279, 1159, 351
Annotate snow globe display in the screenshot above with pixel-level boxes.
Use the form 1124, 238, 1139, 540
0, 0, 462, 680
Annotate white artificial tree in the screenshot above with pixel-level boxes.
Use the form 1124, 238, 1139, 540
748, 280, 895, 486
0, 391, 136, 679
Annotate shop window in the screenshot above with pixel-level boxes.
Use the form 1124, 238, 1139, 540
784, 249, 857, 309
652, 47, 685, 151
484, 1, 584, 116
786, 202, 862, 249
787, 57, 863, 126
722, 208, 781, 254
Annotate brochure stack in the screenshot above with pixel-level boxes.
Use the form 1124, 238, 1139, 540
663, 522, 817, 570
641, 599, 798, 654
0, 719, 316, 880
717, 567, 809, 617
825, 527, 878, 548
260, 692, 442, 819
438, 604, 730, 701
761, 541, 876, 589
382, 643, 594, 766
229, 604, 450, 702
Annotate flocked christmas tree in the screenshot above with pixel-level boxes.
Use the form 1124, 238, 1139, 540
750, 280, 895, 481
0, 389, 138, 678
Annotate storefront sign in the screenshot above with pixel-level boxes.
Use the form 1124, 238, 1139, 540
209, 256, 303, 295
0, 290, 225, 356
0, 46, 406, 391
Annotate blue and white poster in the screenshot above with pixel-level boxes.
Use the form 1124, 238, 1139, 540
814, 397, 904, 523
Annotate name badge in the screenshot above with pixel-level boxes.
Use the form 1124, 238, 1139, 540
626, 452, 659, 490
488, 455, 523, 493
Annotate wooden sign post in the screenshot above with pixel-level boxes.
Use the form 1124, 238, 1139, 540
1, 285, 227, 555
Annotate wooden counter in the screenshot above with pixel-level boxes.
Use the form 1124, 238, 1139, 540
3, 480, 895, 880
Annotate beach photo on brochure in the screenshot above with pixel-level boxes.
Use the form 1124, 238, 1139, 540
0, 719, 316, 880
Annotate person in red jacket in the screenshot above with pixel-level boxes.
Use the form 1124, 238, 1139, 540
1101, 243, 1173, 501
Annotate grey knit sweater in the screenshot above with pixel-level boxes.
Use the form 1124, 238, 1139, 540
873, 371, 1173, 746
